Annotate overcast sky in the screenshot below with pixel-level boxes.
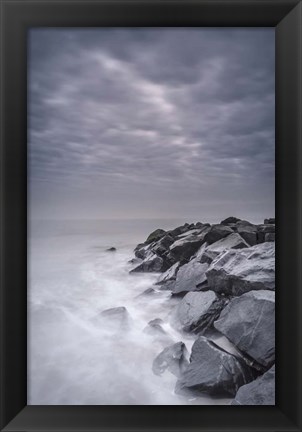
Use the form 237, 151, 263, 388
28, 28, 275, 223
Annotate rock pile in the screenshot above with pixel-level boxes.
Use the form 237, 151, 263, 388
130, 217, 275, 405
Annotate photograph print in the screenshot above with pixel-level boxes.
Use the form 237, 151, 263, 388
28, 28, 275, 405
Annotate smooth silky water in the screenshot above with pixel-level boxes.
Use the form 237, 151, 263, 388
28, 219, 232, 405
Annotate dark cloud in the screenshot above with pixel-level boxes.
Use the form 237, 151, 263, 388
28, 28, 275, 222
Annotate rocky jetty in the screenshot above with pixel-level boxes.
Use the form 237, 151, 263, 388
128, 217, 275, 404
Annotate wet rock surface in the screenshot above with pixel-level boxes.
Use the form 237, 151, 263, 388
206, 242, 275, 296
214, 290, 275, 367
231, 365, 275, 405
152, 342, 189, 378
172, 260, 209, 295
175, 336, 257, 397
128, 217, 275, 403
171, 291, 226, 333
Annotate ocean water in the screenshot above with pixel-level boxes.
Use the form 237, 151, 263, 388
28, 219, 232, 405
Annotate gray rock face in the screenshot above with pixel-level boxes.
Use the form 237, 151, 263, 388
264, 218, 275, 225
168, 229, 209, 263
257, 224, 275, 244
265, 233, 275, 242
232, 365, 275, 405
214, 290, 275, 368
172, 260, 209, 295
130, 252, 166, 273
152, 342, 189, 378
171, 291, 226, 333
176, 336, 256, 396
237, 224, 258, 246
134, 243, 151, 260
221, 216, 241, 225
145, 228, 166, 244
156, 262, 180, 285
143, 318, 167, 336
199, 233, 249, 264
151, 234, 175, 257
204, 224, 234, 245
99, 306, 130, 329
206, 242, 275, 296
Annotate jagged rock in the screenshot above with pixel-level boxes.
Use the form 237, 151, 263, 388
204, 224, 234, 245
177, 229, 201, 238
171, 260, 209, 295
264, 218, 275, 225
257, 224, 275, 244
199, 233, 249, 264
171, 291, 226, 333
106, 247, 116, 252
143, 318, 167, 336
214, 290, 275, 368
152, 342, 189, 377
237, 223, 258, 246
134, 243, 151, 259
232, 365, 275, 405
145, 228, 166, 244
176, 336, 257, 397
130, 252, 168, 273
168, 228, 209, 263
167, 224, 191, 238
206, 242, 275, 296
265, 233, 275, 242
155, 262, 180, 285
151, 234, 175, 257
99, 306, 130, 329
157, 280, 176, 291
221, 216, 241, 225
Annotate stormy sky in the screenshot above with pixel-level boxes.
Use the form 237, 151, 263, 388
28, 28, 275, 223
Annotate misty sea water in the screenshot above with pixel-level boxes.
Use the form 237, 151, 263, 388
28, 218, 232, 405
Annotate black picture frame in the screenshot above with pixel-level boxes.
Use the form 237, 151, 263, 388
0, 0, 301, 431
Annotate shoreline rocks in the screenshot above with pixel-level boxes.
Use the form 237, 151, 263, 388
175, 336, 257, 397
171, 291, 226, 334
214, 290, 275, 368
128, 216, 275, 403
231, 365, 275, 405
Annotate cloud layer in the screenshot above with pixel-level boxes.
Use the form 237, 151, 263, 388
28, 28, 275, 222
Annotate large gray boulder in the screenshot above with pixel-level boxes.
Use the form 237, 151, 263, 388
152, 342, 189, 378
143, 318, 167, 337
214, 290, 275, 368
145, 228, 166, 244
130, 252, 167, 273
232, 365, 275, 405
236, 223, 258, 246
171, 291, 226, 333
265, 233, 275, 242
206, 242, 275, 296
221, 216, 241, 225
98, 306, 130, 330
151, 234, 175, 257
257, 224, 275, 244
156, 262, 180, 285
176, 336, 256, 397
171, 260, 209, 294
204, 224, 234, 245
167, 229, 209, 263
199, 233, 249, 264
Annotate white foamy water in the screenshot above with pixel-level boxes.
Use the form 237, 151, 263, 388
28, 219, 231, 405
